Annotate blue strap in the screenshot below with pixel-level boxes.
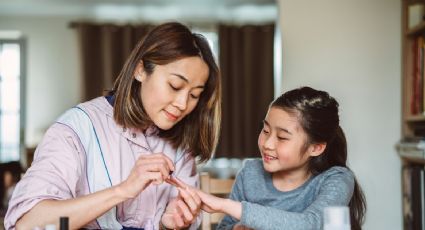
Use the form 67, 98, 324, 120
122, 226, 144, 230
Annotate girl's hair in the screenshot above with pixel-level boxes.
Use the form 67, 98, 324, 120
111, 22, 221, 162
271, 86, 366, 230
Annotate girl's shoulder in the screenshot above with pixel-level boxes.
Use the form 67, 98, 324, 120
241, 158, 263, 170
237, 158, 266, 178
323, 166, 354, 177
315, 166, 355, 187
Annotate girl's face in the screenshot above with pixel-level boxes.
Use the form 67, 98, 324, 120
136, 56, 209, 130
258, 107, 321, 175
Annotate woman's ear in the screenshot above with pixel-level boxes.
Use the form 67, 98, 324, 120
308, 142, 327, 157
134, 61, 147, 83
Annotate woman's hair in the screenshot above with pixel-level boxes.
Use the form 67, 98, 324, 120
111, 22, 221, 162
271, 86, 366, 230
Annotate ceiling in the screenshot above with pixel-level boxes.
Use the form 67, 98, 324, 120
0, 0, 278, 23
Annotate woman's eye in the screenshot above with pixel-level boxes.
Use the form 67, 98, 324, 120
190, 94, 200, 99
277, 137, 288, 141
169, 84, 179, 91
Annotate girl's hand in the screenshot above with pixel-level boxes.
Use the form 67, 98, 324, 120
165, 176, 227, 214
161, 186, 202, 229
195, 188, 227, 213
117, 153, 175, 199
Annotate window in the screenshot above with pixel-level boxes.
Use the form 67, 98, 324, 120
0, 32, 25, 162
192, 26, 219, 62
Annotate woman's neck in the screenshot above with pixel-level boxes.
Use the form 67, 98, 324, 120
271, 165, 311, 192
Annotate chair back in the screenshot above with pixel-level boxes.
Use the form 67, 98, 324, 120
200, 172, 234, 230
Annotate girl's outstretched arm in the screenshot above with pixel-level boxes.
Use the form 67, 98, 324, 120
196, 188, 242, 219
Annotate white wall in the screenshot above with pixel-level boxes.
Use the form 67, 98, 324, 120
278, 0, 401, 229
0, 16, 82, 147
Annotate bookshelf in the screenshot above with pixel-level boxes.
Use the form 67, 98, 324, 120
402, 0, 425, 137
401, 1, 425, 229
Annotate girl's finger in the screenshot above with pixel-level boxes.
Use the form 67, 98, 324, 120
172, 176, 189, 189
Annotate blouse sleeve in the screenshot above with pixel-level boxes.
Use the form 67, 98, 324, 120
4, 123, 83, 229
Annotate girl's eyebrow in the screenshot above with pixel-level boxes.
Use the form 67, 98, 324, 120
170, 73, 205, 89
263, 120, 292, 135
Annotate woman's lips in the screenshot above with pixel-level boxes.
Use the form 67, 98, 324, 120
164, 110, 179, 121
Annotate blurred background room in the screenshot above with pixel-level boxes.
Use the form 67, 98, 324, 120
0, 0, 402, 229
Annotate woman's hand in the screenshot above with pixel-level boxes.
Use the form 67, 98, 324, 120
117, 153, 175, 199
161, 185, 202, 229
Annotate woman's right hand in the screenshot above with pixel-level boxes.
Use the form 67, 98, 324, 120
117, 153, 175, 199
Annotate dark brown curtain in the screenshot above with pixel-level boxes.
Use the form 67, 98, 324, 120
72, 23, 154, 101
216, 24, 275, 159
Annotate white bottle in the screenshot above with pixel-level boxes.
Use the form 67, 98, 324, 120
44, 224, 56, 230
323, 206, 351, 230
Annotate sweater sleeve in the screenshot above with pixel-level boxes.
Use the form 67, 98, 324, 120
216, 167, 247, 230
239, 169, 355, 230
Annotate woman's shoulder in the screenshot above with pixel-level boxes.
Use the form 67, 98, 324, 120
78, 96, 112, 115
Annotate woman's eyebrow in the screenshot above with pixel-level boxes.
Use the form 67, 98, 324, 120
170, 73, 205, 89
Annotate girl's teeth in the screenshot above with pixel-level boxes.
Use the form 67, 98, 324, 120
266, 155, 277, 160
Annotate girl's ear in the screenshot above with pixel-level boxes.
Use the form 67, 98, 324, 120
134, 61, 147, 83
308, 142, 326, 157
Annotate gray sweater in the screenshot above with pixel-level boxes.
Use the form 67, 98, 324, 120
217, 159, 354, 230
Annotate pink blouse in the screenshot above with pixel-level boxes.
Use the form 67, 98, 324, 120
5, 97, 200, 229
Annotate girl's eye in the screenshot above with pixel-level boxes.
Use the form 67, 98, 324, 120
262, 129, 270, 134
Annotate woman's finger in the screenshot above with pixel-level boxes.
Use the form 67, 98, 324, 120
139, 153, 175, 172
146, 171, 164, 185
177, 187, 197, 214
185, 186, 202, 208
176, 199, 194, 224
145, 163, 170, 179
173, 212, 185, 228
137, 157, 173, 172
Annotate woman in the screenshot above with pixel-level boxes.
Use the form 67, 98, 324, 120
5, 22, 221, 230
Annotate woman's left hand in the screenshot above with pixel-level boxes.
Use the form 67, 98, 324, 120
161, 183, 202, 229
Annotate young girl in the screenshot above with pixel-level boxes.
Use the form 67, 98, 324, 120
5, 22, 221, 230
195, 87, 366, 230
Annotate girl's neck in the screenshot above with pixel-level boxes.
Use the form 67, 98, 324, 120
271, 166, 311, 192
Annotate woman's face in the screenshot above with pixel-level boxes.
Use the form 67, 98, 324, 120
136, 56, 209, 130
